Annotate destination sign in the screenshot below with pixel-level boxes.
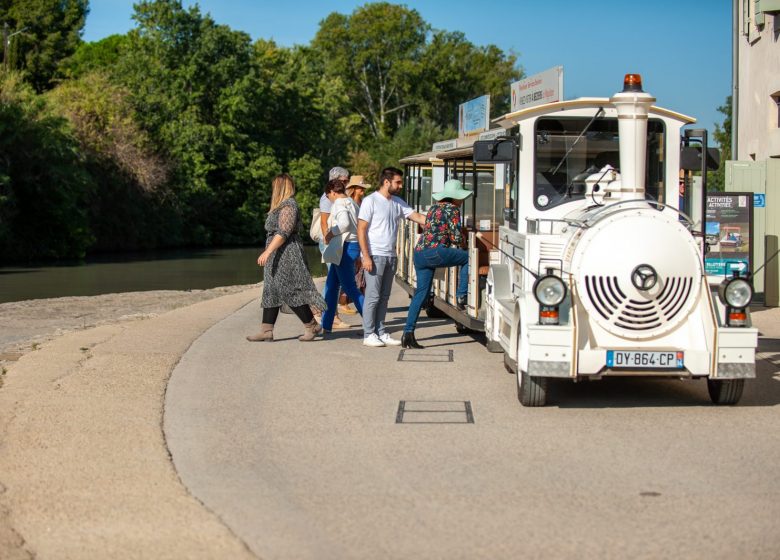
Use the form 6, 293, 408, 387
510, 66, 564, 112
432, 139, 457, 152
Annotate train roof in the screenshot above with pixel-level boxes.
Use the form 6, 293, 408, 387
398, 150, 442, 165
493, 97, 696, 128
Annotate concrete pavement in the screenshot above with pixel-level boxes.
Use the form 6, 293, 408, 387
165, 291, 780, 560
1, 282, 778, 559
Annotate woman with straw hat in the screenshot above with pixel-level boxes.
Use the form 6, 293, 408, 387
401, 179, 473, 349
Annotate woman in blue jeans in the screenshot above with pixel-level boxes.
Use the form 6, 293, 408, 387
402, 179, 473, 349
320, 179, 365, 332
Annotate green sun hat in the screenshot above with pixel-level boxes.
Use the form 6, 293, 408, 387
432, 179, 474, 201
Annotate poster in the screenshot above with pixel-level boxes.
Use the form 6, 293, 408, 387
458, 95, 490, 138
704, 192, 753, 277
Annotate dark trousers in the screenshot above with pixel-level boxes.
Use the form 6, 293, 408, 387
262, 305, 314, 325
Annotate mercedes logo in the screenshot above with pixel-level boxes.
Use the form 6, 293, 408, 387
631, 264, 658, 291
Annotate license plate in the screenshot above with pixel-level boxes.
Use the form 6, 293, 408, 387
606, 350, 684, 369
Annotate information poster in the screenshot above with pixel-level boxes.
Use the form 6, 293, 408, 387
704, 192, 753, 276
458, 95, 490, 138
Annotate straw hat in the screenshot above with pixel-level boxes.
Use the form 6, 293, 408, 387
432, 179, 473, 201
346, 175, 371, 191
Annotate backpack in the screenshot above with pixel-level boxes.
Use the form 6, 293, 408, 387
309, 208, 323, 242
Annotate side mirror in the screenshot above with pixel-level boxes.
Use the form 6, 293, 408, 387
473, 139, 515, 163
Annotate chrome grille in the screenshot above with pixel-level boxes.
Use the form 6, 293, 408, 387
584, 275, 694, 332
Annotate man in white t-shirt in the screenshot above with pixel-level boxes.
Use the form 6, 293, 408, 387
357, 166, 425, 347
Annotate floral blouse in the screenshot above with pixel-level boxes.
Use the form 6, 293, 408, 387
415, 201, 462, 251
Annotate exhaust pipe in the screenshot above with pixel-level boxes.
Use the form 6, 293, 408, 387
610, 74, 656, 201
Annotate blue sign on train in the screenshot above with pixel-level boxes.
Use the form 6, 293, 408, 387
753, 193, 766, 208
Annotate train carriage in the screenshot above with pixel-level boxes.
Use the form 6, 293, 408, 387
396, 74, 758, 407
398, 132, 510, 330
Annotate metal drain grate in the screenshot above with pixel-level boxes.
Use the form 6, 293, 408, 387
397, 349, 454, 362
396, 400, 474, 424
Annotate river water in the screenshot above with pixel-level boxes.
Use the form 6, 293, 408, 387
0, 246, 327, 304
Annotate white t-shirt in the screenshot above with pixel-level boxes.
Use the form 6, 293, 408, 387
358, 193, 413, 257
319, 193, 332, 213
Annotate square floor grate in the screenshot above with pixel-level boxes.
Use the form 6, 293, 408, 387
397, 349, 454, 362
396, 400, 474, 424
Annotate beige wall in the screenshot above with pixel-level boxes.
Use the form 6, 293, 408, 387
737, 1, 780, 160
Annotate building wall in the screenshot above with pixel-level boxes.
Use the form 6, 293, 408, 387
737, 0, 780, 160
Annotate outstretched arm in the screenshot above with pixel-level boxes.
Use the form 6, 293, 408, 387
407, 211, 426, 225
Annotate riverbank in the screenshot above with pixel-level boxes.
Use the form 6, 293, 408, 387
0, 284, 259, 368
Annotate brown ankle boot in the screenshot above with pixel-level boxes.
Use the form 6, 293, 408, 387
298, 319, 322, 341
246, 323, 274, 342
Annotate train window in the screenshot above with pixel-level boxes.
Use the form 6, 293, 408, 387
448, 168, 499, 229
533, 117, 666, 210
419, 168, 433, 212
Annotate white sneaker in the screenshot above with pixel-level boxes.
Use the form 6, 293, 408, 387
379, 333, 402, 346
363, 333, 386, 347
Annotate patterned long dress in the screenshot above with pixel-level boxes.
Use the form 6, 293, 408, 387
261, 198, 326, 311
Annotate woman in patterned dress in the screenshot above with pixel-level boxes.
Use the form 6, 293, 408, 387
401, 179, 473, 349
247, 174, 326, 342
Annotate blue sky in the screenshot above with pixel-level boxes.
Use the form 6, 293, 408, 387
83, 1, 732, 140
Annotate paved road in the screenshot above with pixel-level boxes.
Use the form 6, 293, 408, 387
165, 289, 780, 560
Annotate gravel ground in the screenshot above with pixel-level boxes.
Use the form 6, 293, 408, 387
0, 284, 259, 364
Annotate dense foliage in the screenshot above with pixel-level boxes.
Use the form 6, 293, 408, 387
0, 0, 522, 262
707, 96, 732, 191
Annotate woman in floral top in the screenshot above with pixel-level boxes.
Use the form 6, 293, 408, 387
402, 179, 473, 349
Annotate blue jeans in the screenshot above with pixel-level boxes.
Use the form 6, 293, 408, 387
403, 247, 469, 333
321, 242, 364, 330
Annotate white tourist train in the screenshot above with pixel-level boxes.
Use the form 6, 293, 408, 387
396, 74, 758, 406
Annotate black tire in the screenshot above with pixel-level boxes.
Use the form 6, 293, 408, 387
517, 370, 548, 407
455, 323, 470, 334
707, 378, 744, 405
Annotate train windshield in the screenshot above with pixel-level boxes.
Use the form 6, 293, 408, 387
534, 116, 665, 210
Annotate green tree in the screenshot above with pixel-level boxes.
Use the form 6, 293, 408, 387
1, 0, 89, 91
312, 3, 429, 139
708, 96, 732, 191
313, 4, 521, 140
419, 31, 521, 127
46, 72, 179, 251
117, 0, 282, 245
61, 34, 129, 79
0, 73, 93, 260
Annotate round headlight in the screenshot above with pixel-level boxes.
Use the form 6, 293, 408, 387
721, 277, 752, 309
534, 275, 567, 306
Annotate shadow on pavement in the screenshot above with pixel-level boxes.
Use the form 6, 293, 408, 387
552, 363, 780, 409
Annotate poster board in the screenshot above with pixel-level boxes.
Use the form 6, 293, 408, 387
704, 192, 753, 277
458, 95, 490, 138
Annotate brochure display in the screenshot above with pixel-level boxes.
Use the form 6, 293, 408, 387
704, 192, 753, 276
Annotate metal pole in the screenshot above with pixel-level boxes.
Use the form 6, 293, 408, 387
3, 23, 8, 70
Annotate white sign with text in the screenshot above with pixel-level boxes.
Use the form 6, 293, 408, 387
510, 66, 564, 113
